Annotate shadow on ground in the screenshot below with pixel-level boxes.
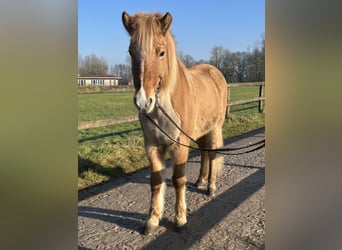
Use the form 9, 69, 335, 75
78, 127, 265, 249
142, 168, 265, 249
78, 206, 147, 233
78, 166, 265, 249
78, 127, 265, 202
78, 128, 141, 143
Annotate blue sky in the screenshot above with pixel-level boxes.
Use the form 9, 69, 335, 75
78, 0, 265, 67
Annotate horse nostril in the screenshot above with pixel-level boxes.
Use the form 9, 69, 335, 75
149, 98, 153, 105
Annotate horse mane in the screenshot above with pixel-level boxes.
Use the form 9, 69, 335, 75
129, 12, 193, 93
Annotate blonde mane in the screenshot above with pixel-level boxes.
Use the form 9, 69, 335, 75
129, 12, 192, 93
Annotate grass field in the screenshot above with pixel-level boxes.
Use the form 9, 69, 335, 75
78, 85, 265, 190
78, 91, 137, 122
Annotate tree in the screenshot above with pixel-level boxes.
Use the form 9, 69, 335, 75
235, 52, 249, 82
221, 49, 235, 82
246, 42, 264, 82
110, 63, 132, 85
177, 51, 196, 67
209, 37, 265, 83
78, 54, 109, 76
78, 54, 83, 74
194, 59, 209, 65
209, 46, 225, 70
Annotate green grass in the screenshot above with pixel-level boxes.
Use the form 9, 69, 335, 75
78, 92, 137, 121
229, 85, 261, 101
78, 86, 265, 190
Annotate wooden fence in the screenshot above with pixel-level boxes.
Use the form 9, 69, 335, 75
78, 115, 138, 130
226, 81, 265, 118
78, 82, 265, 130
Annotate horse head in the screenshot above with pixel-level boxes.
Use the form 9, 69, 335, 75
122, 11, 173, 113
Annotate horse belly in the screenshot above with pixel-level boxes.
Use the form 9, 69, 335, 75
188, 65, 227, 139
191, 92, 225, 138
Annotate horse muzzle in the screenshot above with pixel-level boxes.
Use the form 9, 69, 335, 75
134, 87, 155, 113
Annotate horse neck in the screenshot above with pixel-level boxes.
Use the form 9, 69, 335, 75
158, 57, 192, 118
163, 57, 189, 93
160, 32, 190, 94
155, 57, 186, 127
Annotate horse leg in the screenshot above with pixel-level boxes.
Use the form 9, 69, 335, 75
144, 145, 166, 235
195, 135, 209, 189
207, 127, 224, 196
170, 139, 189, 229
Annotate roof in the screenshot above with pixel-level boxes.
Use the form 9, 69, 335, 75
78, 74, 122, 79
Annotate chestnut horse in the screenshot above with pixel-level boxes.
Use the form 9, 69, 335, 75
122, 11, 228, 234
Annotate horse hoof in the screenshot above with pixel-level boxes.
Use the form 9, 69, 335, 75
143, 224, 156, 235
207, 187, 216, 197
174, 223, 187, 233
195, 180, 207, 190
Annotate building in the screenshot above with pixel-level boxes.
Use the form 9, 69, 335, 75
78, 74, 122, 86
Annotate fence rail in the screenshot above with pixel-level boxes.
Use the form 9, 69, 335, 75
78, 82, 265, 130
226, 82, 265, 118
78, 115, 139, 130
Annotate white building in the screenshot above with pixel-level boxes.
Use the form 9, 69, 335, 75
78, 75, 122, 86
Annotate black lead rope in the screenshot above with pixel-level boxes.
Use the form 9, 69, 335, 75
143, 112, 265, 155
142, 78, 265, 155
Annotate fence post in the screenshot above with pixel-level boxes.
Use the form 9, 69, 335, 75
258, 83, 264, 113
226, 85, 231, 119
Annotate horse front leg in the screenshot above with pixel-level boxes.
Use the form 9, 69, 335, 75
144, 145, 166, 235
171, 140, 189, 230
172, 163, 187, 229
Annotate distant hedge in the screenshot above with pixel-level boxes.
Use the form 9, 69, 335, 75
78, 85, 134, 94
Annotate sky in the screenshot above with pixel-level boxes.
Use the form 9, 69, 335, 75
78, 0, 265, 67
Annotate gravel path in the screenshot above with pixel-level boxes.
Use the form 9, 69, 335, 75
78, 127, 265, 250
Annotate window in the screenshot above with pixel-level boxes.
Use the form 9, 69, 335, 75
91, 79, 104, 86
78, 79, 86, 86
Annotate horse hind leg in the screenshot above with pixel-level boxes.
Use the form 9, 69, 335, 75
207, 127, 224, 196
195, 135, 210, 189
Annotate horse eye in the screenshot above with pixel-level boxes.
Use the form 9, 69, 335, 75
159, 51, 165, 57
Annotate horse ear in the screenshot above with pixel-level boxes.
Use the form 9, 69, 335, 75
122, 11, 134, 35
160, 12, 172, 35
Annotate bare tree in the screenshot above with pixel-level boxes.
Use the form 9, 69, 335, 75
78, 54, 83, 75
110, 63, 132, 85
78, 54, 108, 76
209, 46, 225, 70
246, 45, 264, 82
177, 51, 196, 67
194, 59, 209, 65
235, 52, 248, 82
209, 36, 265, 83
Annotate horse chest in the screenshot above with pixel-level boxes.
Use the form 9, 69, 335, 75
139, 112, 180, 147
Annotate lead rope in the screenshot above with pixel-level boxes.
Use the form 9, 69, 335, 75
143, 77, 265, 155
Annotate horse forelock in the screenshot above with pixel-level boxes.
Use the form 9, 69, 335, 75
129, 13, 163, 56
130, 12, 178, 92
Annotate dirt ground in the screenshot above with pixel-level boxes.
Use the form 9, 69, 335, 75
78, 127, 265, 250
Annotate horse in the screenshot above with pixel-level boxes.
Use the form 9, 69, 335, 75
122, 11, 228, 234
